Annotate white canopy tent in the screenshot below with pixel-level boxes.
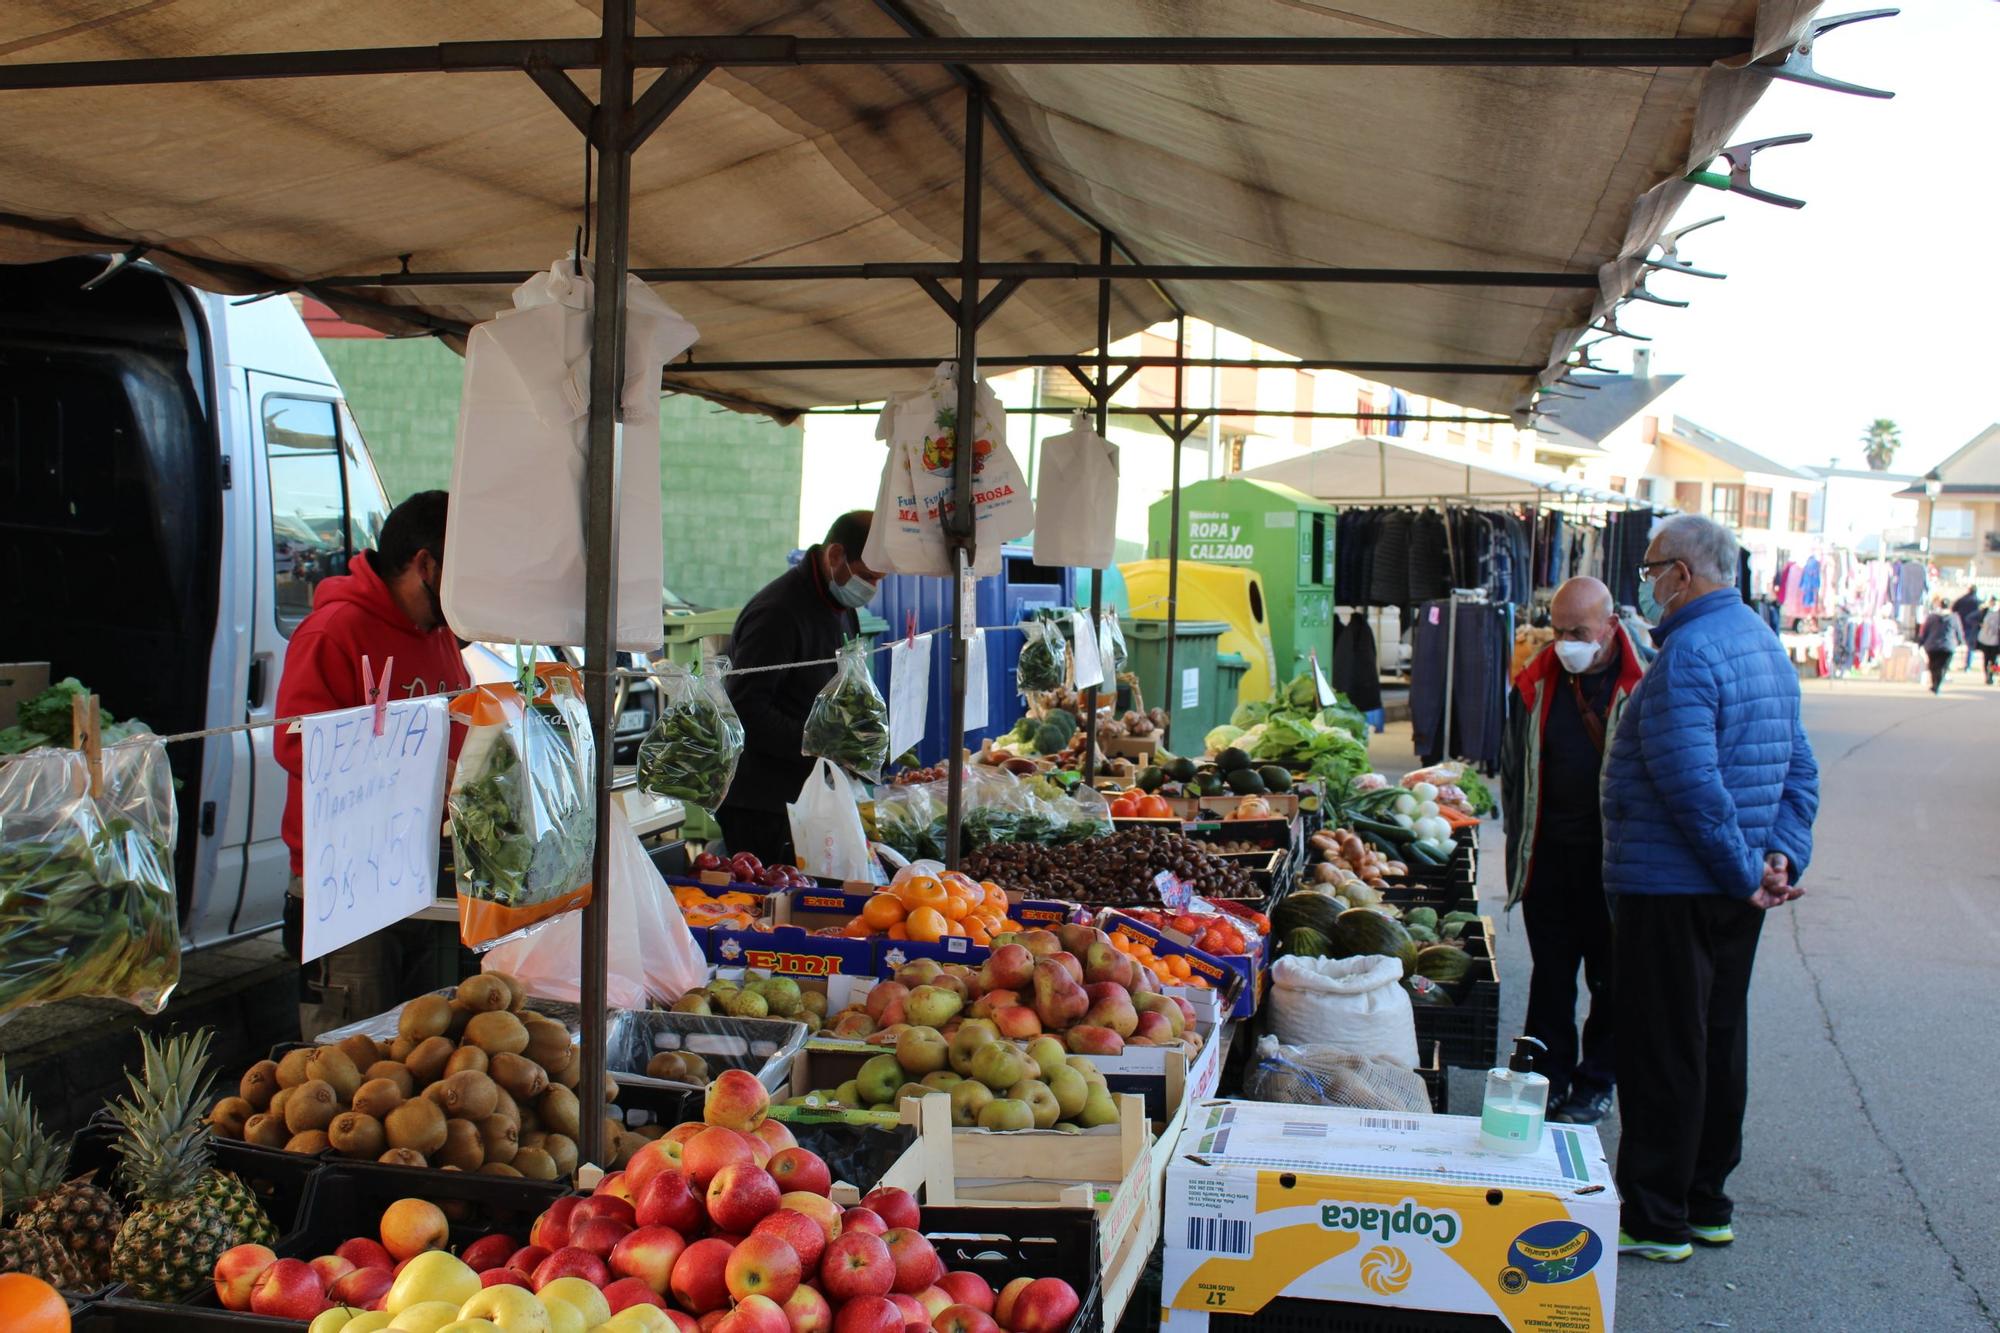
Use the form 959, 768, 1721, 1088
1238, 435, 1634, 506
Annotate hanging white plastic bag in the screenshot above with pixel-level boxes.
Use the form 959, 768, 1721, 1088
864, 394, 953, 578
887, 635, 933, 762
1268, 954, 1417, 1066
1071, 610, 1105, 690
863, 364, 1030, 577
964, 629, 990, 731
788, 758, 874, 881
1032, 417, 1119, 569
444, 257, 697, 651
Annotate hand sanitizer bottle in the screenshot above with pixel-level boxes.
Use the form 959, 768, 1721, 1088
1480, 1035, 1550, 1155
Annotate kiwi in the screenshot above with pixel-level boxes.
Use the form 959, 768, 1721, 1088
307, 1048, 363, 1104
646, 1052, 686, 1081
275, 1047, 313, 1089
512, 1147, 558, 1181
239, 1060, 280, 1110
521, 1016, 572, 1070
601, 1117, 625, 1155
286, 1130, 331, 1155
480, 1162, 524, 1178
378, 1148, 429, 1168
477, 1114, 520, 1165
489, 1052, 549, 1102
464, 1011, 529, 1056
443, 1046, 490, 1079
677, 1053, 709, 1083
436, 1117, 487, 1171
456, 974, 512, 1013
242, 1112, 289, 1149
398, 993, 453, 1043
389, 1036, 418, 1063
491, 1087, 521, 1129
405, 1036, 455, 1086
385, 1097, 448, 1155
284, 1079, 339, 1134
336, 1034, 382, 1070
444, 1004, 473, 1041
328, 1111, 386, 1160
364, 1061, 416, 1099
208, 1095, 253, 1139
517, 1131, 547, 1151
636, 1123, 667, 1141
517, 1106, 541, 1135
266, 1086, 294, 1124
537, 1085, 581, 1141
438, 1070, 500, 1121
351, 1077, 405, 1121
542, 1133, 579, 1178
548, 1047, 582, 1090
491, 972, 529, 1011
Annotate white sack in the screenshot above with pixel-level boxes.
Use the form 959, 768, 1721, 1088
788, 758, 874, 881
1267, 953, 1418, 1066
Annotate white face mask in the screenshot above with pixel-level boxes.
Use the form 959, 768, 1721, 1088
1554, 639, 1602, 674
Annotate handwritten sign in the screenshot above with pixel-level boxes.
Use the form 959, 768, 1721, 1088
964, 630, 989, 731
301, 697, 449, 963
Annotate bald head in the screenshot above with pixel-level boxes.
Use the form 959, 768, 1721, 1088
1548, 577, 1618, 674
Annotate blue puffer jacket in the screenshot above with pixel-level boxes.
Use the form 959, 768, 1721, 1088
1602, 589, 1819, 898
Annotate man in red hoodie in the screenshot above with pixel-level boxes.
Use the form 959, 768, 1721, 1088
274, 490, 468, 1037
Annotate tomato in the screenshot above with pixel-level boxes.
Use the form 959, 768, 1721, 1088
1110, 796, 1141, 818
1137, 794, 1172, 819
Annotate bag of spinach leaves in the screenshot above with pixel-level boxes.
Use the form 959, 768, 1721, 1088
0, 737, 181, 1017
1016, 616, 1067, 694
636, 657, 744, 811
802, 640, 890, 782
449, 665, 596, 949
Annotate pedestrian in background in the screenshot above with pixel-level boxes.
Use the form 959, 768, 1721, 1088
1500, 577, 1643, 1127
1603, 514, 1819, 1264
1918, 598, 1963, 695
1979, 600, 2000, 686
1952, 584, 1982, 670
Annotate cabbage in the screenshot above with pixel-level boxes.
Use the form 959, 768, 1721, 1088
1204, 724, 1245, 755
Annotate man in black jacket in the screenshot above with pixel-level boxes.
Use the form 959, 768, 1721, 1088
719, 511, 879, 862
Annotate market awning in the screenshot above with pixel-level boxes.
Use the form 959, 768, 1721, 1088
1240, 436, 1578, 503
0, 2, 1813, 420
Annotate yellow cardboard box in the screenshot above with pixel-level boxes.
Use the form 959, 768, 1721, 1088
1161, 1100, 1618, 1332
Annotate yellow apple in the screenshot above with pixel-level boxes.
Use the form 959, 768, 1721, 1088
434, 1322, 505, 1333
540, 1300, 586, 1333
538, 1277, 612, 1329
342, 1315, 396, 1333
387, 1252, 481, 1314
311, 1310, 363, 1333
457, 1282, 554, 1333
603, 1308, 675, 1333
389, 1303, 468, 1333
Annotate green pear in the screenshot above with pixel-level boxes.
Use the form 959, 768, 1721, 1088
1046, 1065, 1089, 1120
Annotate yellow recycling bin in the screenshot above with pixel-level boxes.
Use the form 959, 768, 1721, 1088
1118, 559, 1277, 706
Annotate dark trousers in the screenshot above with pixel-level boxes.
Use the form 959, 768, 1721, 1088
1926, 649, 1951, 692
1981, 645, 1998, 683
716, 805, 796, 866
1612, 893, 1766, 1242
1522, 840, 1614, 1104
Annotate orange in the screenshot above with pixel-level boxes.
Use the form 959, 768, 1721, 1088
906, 906, 950, 943
981, 884, 1008, 912
898, 877, 948, 913
1110, 934, 1132, 954
861, 894, 907, 931
1150, 960, 1174, 982
843, 917, 871, 938
887, 923, 910, 940
941, 870, 981, 894
1168, 955, 1192, 980
1001, 918, 1023, 933
966, 921, 992, 946
940, 888, 973, 922
0, 1274, 67, 1333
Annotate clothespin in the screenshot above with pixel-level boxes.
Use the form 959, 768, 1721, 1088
905, 612, 918, 648
1761, 9, 1899, 100
71, 692, 102, 798
513, 642, 535, 698
1685, 134, 1814, 209
362, 655, 394, 737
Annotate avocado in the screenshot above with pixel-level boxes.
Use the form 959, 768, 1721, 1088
1224, 767, 1267, 795
1198, 771, 1227, 796
1217, 746, 1252, 772
1135, 766, 1166, 792
1166, 756, 1198, 783
1256, 764, 1294, 793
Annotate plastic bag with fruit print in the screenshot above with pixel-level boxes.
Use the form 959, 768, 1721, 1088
862, 362, 1032, 578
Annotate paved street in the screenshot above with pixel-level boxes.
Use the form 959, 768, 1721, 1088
1415, 675, 2000, 1331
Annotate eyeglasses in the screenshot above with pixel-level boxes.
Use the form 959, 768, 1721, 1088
1635, 558, 1682, 581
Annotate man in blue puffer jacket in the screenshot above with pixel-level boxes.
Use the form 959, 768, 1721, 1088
1602, 513, 1819, 1264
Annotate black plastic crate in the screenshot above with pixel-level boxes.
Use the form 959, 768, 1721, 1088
1411, 925, 1500, 1070
65, 1114, 321, 1243
72, 1300, 301, 1331
294, 1159, 565, 1250
1416, 1042, 1449, 1115
922, 1204, 1101, 1333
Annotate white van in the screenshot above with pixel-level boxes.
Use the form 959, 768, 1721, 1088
2, 257, 404, 946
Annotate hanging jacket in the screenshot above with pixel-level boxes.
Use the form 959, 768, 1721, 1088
1330, 613, 1383, 711
1601, 589, 1818, 899
1499, 624, 1645, 907
1368, 510, 1412, 606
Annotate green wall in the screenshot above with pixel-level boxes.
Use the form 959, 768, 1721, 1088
317, 337, 804, 609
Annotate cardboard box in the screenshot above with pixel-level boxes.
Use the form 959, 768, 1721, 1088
781, 886, 1078, 974
1165, 792, 1299, 821
1160, 1101, 1618, 1333
0, 663, 49, 728
1101, 735, 1160, 762
1102, 912, 1263, 1019
703, 923, 875, 976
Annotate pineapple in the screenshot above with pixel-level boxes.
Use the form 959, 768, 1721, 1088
0, 1058, 124, 1288
107, 1030, 274, 1301
0, 1221, 90, 1291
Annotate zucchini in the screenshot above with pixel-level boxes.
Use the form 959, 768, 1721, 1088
1347, 816, 1414, 845
1402, 839, 1447, 867
1359, 831, 1403, 859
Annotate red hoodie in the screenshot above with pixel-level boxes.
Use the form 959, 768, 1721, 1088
273, 551, 469, 875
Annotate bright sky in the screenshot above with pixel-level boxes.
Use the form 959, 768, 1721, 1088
1613, 0, 1998, 476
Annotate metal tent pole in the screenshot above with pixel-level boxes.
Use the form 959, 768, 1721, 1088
942, 84, 984, 869
1080, 230, 1114, 784
1163, 314, 1186, 748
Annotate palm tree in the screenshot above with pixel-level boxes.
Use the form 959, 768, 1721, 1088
1860, 418, 1901, 471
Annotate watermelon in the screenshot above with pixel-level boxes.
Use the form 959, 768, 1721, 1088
1272, 890, 1345, 941
1406, 906, 1439, 933
1281, 928, 1331, 958
1328, 907, 1418, 978
1414, 944, 1474, 985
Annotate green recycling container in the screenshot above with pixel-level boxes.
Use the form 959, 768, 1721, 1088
1216, 652, 1250, 723
1128, 619, 1228, 749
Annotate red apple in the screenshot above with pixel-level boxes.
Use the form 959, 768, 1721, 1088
753, 1208, 828, 1273
480, 1267, 530, 1290
248, 1258, 330, 1320
707, 1162, 783, 1234
705, 1069, 773, 1132
726, 1230, 803, 1305
606, 1274, 674, 1313
933, 1304, 1003, 1333
507, 1244, 551, 1280
937, 1272, 994, 1314
768, 1147, 833, 1198
334, 1237, 395, 1273
882, 1229, 943, 1295
783, 1282, 835, 1333
861, 1188, 922, 1232
842, 1207, 887, 1236
993, 1278, 1033, 1329
574, 1193, 639, 1230
638, 1169, 708, 1234
719, 1293, 792, 1333
669, 1312, 703, 1333
779, 1192, 844, 1246
700, 1312, 730, 1333
685, 1125, 757, 1192
571, 1214, 636, 1259
835, 1295, 908, 1333
532, 1246, 610, 1291
596, 1170, 637, 1204
1007, 1278, 1081, 1333
213, 1243, 277, 1311
329, 1266, 395, 1308
710, 1232, 748, 1247
822, 1231, 895, 1303
531, 1195, 583, 1251
308, 1254, 355, 1290
754, 1119, 798, 1155
379, 1198, 449, 1261
670, 1236, 736, 1315
914, 1286, 952, 1321
739, 1129, 774, 1169
888, 1292, 929, 1331
460, 1233, 520, 1274
627, 1139, 682, 1195
611, 1223, 688, 1295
